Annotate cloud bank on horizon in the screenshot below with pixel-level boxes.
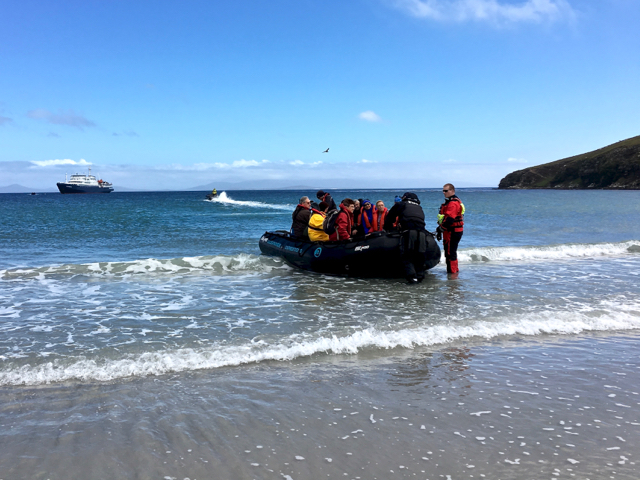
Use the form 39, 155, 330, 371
4, 155, 524, 191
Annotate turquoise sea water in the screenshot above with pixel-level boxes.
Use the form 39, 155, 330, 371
1, 188, 640, 479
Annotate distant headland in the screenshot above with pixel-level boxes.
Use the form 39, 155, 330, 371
499, 135, 640, 190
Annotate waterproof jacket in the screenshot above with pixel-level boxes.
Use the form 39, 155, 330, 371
333, 204, 354, 241
438, 195, 464, 233
308, 210, 330, 242
291, 204, 311, 239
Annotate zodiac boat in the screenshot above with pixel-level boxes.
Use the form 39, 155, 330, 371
259, 230, 441, 277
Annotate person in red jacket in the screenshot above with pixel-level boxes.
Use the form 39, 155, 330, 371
331, 198, 357, 241
437, 183, 465, 275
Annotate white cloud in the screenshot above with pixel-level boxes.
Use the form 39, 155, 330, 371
388, 0, 574, 24
232, 159, 267, 168
31, 158, 92, 167
359, 159, 378, 163
290, 160, 305, 165
507, 157, 528, 163
443, 158, 458, 163
27, 109, 96, 128
358, 110, 382, 122
169, 159, 270, 171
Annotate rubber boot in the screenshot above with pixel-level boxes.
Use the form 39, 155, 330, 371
446, 259, 452, 273
450, 260, 459, 274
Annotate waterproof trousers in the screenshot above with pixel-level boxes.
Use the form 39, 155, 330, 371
400, 230, 427, 281
443, 230, 463, 274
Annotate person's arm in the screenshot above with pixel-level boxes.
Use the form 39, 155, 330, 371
384, 204, 400, 231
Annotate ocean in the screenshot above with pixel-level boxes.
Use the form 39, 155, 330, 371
1, 188, 639, 479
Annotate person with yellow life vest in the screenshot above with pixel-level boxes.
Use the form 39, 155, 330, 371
308, 202, 330, 242
437, 183, 465, 274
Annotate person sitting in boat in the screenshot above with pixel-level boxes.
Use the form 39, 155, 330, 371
316, 190, 337, 211
291, 196, 312, 239
331, 198, 357, 241
359, 200, 375, 234
374, 200, 388, 232
353, 199, 365, 237
308, 201, 330, 242
384, 192, 428, 284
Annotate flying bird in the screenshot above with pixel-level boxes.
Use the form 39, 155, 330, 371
322, 148, 329, 153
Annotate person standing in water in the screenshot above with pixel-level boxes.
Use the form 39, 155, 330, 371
437, 184, 465, 275
384, 192, 428, 284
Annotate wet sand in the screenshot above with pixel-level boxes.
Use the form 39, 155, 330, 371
1, 331, 639, 479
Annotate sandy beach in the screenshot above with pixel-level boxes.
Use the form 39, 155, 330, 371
2, 331, 639, 480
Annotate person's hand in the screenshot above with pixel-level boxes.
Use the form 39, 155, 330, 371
436, 226, 442, 241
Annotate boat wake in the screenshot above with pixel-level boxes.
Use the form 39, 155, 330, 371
206, 191, 292, 211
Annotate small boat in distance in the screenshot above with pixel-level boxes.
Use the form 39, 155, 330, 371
206, 188, 218, 200
57, 167, 114, 194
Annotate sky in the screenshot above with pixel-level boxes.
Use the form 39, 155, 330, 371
1, 0, 639, 191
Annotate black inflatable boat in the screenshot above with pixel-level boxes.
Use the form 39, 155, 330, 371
259, 230, 441, 277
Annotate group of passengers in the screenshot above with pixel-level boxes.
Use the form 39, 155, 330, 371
291, 190, 400, 242
289, 186, 465, 280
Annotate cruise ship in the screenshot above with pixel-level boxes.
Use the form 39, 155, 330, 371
57, 167, 114, 194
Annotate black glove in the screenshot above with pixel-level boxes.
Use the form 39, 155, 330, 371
436, 226, 442, 242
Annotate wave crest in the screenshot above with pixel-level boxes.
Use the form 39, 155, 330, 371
0, 254, 285, 280
2, 303, 639, 386
458, 240, 640, 263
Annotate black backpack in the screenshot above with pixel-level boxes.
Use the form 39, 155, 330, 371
322, 209, 340, 235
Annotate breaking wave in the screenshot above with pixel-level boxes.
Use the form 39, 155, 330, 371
0, 253, 287, 280
2, 300, 639, 386
458, 240, 640, 263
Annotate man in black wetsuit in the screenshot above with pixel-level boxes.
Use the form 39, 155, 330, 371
384, 192, 428, 284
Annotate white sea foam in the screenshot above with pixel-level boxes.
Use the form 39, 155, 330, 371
458, 240, 640, 264
2, 302, 639, 386
0, 254, 286, 280
207, 191, 293, 211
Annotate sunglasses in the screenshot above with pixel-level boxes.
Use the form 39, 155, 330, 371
442, 189, 450, 192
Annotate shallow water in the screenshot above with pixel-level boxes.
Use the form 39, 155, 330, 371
1, 188, 640, 478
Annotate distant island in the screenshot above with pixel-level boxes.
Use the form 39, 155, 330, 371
499, 135, 640, 189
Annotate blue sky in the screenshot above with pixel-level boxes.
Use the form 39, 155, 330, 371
1, 0, 639, 191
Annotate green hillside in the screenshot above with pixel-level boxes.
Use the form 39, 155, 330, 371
498, 135, 640, 189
